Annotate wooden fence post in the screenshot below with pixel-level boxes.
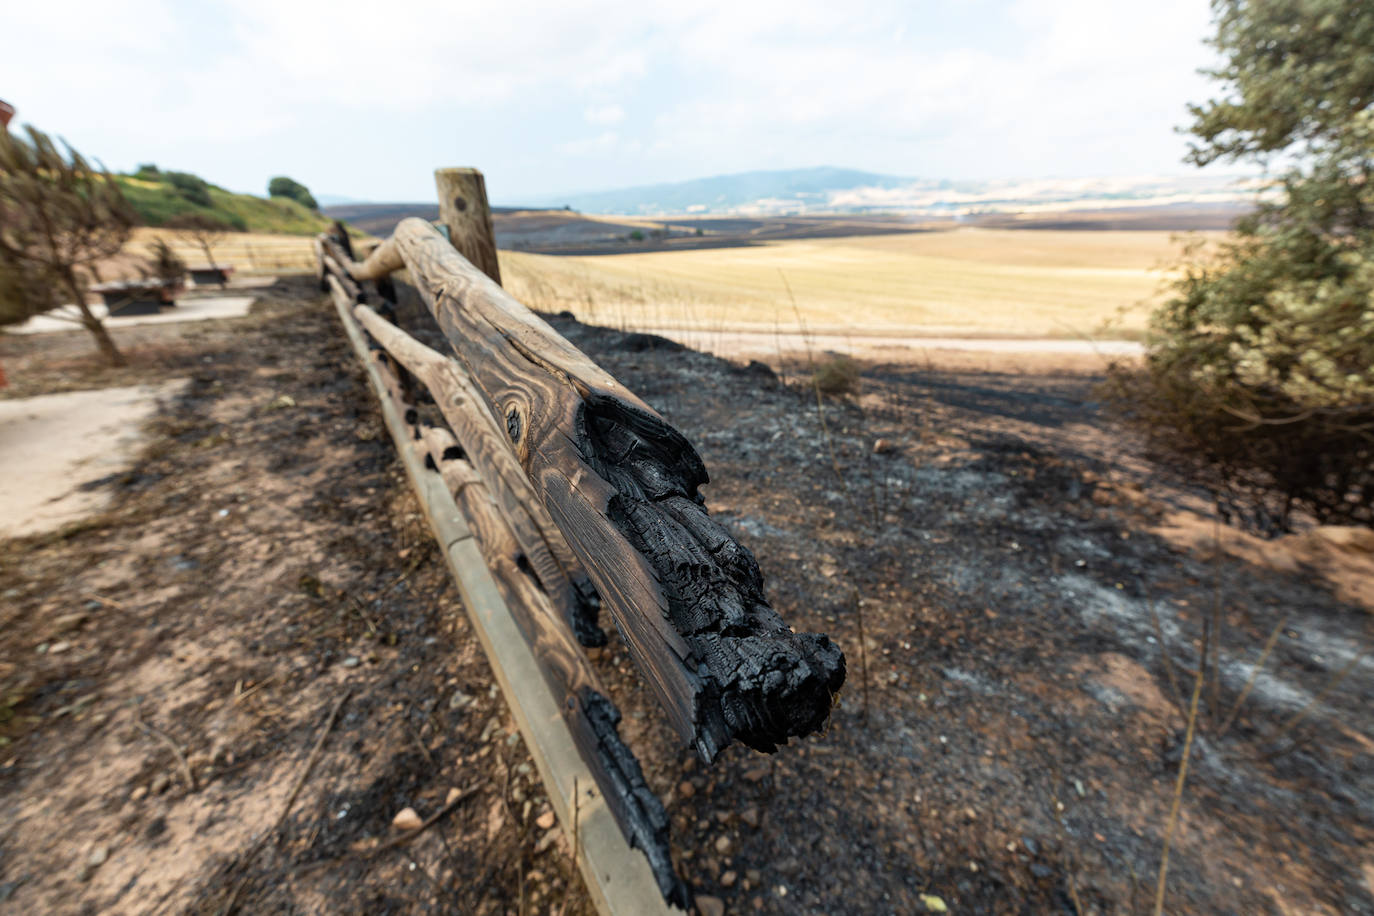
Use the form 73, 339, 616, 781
435, 167, 502, 285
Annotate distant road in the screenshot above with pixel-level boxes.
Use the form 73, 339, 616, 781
628, 326, 1143, 364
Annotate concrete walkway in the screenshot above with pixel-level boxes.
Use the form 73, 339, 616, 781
11, 297, 258, 335
0, 380, 186, 537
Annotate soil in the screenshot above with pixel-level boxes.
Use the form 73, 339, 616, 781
1, 276, 1371, 915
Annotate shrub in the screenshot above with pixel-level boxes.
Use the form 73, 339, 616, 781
145, 238, 186, 285
267, 176, 318, 211
812, 355, 860, 396
1110, 0, 1374, 534
164, 170, 212, 207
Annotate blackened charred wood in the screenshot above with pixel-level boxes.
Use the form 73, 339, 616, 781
331, 277, 685, 905
329, 219, 356, 261
384, 217, 845, 761
415, 425, 685, 906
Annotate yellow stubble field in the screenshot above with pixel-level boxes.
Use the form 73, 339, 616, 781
500, 229, 1220, 340
123, 228, 320, 273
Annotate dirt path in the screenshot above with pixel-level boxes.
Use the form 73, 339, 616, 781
614, 326, 1142, 374
0, 381, 186, 538
0, 279, 1369, 914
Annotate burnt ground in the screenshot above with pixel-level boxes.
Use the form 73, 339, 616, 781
1, 276, 1372, 915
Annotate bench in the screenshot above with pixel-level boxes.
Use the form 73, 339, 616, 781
187, 265, 234, 287
91, 280, 182, 316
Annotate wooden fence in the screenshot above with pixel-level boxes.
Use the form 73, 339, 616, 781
317, 167, 846, 914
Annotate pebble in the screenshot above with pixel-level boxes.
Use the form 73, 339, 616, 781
48, 641, 72, 654
341, 656, 361, 668
714, 835, 732, 855
392, 807, 423, 830
534, 828, 561, 854
536, 811, 556, 830
151, 773, 171, 795
130, 786, 147, 801
746, 869, 761, 884
695, 895, 725, 916
52, 612, 88, 633
873, 438, 896, 454
445, 787, 464, 805
678, 780, 695, 799
720, 870, 737, 888
480, 717, 501, 742
87, 845, 108, 867
920, 893, 948, 913
740, 806, 760, 829
448, 691, 474, 710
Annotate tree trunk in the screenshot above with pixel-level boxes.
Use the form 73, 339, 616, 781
63, 270, 124, 366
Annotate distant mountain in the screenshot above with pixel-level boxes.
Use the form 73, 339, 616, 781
314, 193, 367, 207
529, 167, 950, 216
520, 166, 1263, 218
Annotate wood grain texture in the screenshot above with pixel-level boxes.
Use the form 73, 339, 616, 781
388, 216, 845, 761
325, 271, 686, 912
327, 272, 686, 906
347, 234, 406, 282
435, 168, 502, 285
355, 303, 604, 647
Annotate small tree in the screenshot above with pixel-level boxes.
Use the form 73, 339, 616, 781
1113, 0, 1374, 532
168, 213, 230, 287
0, 125, 135, 364
145, 238, 186, 286
267, 176, 318, 211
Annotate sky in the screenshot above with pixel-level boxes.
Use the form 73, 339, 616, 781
3, 0, 1224, 204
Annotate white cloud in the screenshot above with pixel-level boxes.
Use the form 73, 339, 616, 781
585, 104, 626, 126
0, 0, 1224, 198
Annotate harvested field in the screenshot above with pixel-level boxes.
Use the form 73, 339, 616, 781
501, 229, 1221, 341
0, 276, 1369, 915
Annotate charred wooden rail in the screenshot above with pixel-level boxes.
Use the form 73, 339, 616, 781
325, 273, 687, 911
319, 177, 845, 908
334, 217, 845, 760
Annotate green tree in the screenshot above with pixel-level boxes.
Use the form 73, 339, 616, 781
0, 126, 135, 364
1122, 0, 1374, 531
267, 176, 318, 211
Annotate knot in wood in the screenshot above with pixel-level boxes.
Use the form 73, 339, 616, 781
453, 195, 468, 212
506, 405, 523, 443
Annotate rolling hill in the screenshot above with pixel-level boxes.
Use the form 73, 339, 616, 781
513, 166, 1262, 218
114, 170, 339, 236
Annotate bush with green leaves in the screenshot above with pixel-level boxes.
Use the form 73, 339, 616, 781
1112, 0, 1374, 533
164, 170, 212, 207
267, 176, 318, 211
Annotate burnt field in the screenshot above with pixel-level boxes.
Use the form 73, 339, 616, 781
0, 277, 1370, 914
323, 204, 938, 256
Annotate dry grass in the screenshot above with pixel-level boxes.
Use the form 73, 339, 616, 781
500, 228, 1225, 339
123, 228, 319, 274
